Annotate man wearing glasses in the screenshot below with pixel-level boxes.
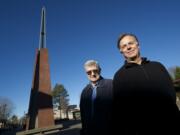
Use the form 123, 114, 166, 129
113, 33, 179, 134
80, 60, 112, 135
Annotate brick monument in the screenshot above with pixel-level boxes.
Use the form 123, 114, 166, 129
26, 7, 54, 129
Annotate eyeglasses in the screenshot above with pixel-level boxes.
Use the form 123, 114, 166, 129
120, 41, 138, 50
86, 69, 99, 75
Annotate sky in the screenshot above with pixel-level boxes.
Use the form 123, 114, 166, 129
0, 0, 180, 118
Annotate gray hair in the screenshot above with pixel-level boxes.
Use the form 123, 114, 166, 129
84, 60, 101, 70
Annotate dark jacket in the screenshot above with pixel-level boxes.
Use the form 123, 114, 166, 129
113, 58, 179, 134
80, 77, 113, 135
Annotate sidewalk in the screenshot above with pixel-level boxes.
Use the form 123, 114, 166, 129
51, 120, 82, 135
1, 120, 81, 135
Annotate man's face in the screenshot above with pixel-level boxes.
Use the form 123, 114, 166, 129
85, 65, 100, 83
119, 35, 140, 60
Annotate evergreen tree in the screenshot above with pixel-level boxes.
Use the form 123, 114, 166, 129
10, 115, 18, 125
169, 66, 180, 89
175, 67, 180, 80
52, 84, 69, 119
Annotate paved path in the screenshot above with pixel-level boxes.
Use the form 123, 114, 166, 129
1, 120, 82, 135
50, 120, 82, 135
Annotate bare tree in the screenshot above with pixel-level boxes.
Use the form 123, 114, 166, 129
0, 97, 14, 122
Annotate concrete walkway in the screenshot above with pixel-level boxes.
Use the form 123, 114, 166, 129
49, 120, 81, 135
1, 120, 81, 135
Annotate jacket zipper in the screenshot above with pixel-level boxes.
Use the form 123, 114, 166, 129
140, 65, 149, 80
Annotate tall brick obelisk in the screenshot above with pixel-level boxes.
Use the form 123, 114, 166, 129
26, 7, 54, 129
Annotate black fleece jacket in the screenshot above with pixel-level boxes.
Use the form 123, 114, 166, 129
113, 58, 179, 134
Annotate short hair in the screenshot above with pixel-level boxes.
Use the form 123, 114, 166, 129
117, 33, 139, 49
84, 60, 101, 70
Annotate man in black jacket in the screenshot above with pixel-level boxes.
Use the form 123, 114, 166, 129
113, 33, 179, 135
80, 60, 113, 135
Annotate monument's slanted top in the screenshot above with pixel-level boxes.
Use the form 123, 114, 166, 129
39, 7, 46, 50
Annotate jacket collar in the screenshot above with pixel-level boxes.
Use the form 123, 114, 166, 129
88, 76, 104, 89
124, 57, 150, 68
